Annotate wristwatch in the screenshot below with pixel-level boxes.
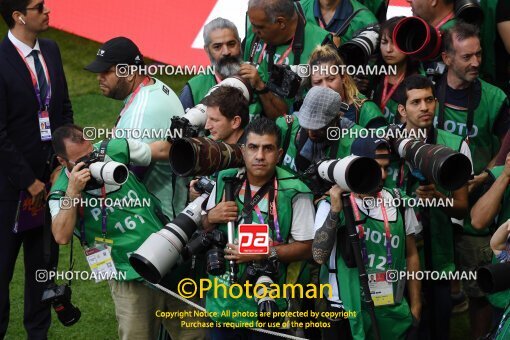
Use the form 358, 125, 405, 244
268, 246, 278, 261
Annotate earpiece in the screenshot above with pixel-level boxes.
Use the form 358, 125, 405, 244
19, 17, 26, 25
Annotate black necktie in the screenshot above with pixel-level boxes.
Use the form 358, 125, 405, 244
30, 49, 48, 106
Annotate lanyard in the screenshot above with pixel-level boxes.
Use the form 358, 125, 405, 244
214, 72, 222, 84
243, 178, 282, 243
114, 77, 150, 128
79, 186, 108, 246
350, 192, 393, 266
380, 73, 405, 111
435, 12, 454, 30
257, 39, 294, 66
14, 46, 51, 110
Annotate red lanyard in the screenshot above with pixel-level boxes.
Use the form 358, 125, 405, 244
350, 192, 393, 266
380, 73, 405, 111
257, 39, 294, 66
14, 46, 51, 110
435, 12, 454, 30
114, 77, 151, 128
214, 73, 222, 84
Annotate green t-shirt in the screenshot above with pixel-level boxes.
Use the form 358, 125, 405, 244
48, 139, 164, 281
115, 77, 188, 220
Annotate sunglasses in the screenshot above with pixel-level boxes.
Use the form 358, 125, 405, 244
25, 1, 45, 13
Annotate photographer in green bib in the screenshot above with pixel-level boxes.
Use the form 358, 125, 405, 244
202, 117, 316, 339
384, 75, 471, 339
435, 21, 510, 338
47, 125, 206, 340
277, 85, 362, 175
180, 18, 243, 111
371, 17, 424, 125
313, 136, 422, 340
243, 0, 331, 118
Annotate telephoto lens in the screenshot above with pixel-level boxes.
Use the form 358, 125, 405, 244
455, 0, 483, 25
316, 155, 382, 194
477, 263, 510, 294
393, 138, 471, 191
129, 193, 210, 283
393, 16, 442, 61
169, 137, 244, 177
338, 24, 379, 67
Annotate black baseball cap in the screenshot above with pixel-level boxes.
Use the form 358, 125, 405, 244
84, 37, 144, 73
351, 136, 391, 159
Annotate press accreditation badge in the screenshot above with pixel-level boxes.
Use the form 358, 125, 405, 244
84, 242, 117, 283
368, 271, 395, 306
38, 111, 52, 141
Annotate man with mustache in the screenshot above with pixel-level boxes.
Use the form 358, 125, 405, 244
435, 21, 510, 338
179, 18, 244, 111
202, 117, 315, 339
385, 75, 471, 339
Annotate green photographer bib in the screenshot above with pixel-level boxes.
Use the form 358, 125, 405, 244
385, 128, 465, 271
244, 17, 330, 117
332, 190, 412, 340
205, 167, 312, 324
276, 115, 358, 174
48, 139, 164, 281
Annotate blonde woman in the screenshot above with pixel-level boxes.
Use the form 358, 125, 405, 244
307, 44, 387, 129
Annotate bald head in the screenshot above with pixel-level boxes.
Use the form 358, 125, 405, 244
248, 0, 297, 45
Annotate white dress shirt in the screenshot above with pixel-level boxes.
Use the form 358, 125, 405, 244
8, 30, 50, 88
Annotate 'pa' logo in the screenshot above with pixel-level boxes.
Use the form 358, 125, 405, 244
97, 49, 105, 56
238, 224, 269, 254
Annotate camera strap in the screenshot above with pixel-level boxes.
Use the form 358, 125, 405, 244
279, 115, 295, 166
350, 192, 393, 266
437, 76, 476, 143
332, 9, 363, 38
242, 176, 283, 242
78, 139, 110, 245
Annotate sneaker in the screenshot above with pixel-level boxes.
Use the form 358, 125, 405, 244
451, 291, 469, 314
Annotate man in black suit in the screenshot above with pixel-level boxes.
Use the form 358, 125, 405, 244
0, 0, 73, 338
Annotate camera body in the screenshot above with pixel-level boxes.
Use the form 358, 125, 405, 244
41, 283, 81, 327
245, 259, 280, 322
266, 64, 302, 99
194, 177, 215, 195
169, 116, 202, 140
75, 150, 129, 190
182, 229, 227, 276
